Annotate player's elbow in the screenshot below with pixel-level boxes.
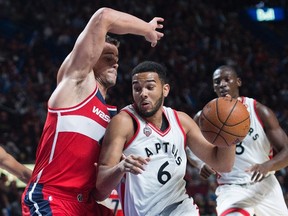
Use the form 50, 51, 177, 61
95, 177, 111, 201
220, 160, 234, 173
90, 7, 114, 28
94, 187, 111, 201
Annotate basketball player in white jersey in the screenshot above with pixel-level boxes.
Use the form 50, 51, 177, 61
96, 61, 236, 216
187, 65, 288, 215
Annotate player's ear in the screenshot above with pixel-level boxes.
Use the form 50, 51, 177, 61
163, 84, 170, 97
237, 77, 242, 87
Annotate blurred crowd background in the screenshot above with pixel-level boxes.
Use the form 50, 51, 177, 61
0, 0, 287, 215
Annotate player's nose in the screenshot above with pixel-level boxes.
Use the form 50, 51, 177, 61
219, 79, 227, 87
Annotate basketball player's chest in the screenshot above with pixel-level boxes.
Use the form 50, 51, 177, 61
126, 126, 186, 161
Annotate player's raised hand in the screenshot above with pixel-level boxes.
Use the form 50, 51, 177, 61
145, 17, 164, 47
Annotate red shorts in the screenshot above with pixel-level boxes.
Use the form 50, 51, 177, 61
22, 183, 114, 216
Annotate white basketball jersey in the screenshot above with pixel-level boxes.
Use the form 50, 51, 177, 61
118, 105, 189, 216
217, 97, 273, 184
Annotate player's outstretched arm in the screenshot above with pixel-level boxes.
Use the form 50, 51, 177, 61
58, 7, 164, 84
0, 147, 32, 184
186, 147, 216, 180
179, 111, 235, 173
186, 110, 216, 179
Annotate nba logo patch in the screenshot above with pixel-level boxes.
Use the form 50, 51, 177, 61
143, 125, 152, 137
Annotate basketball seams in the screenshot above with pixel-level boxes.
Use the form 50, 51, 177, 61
215, 98, 238, 146
200, 113, 229, 146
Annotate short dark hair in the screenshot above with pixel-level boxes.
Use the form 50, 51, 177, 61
131, 61, 168, 84
106, 35, 120, 48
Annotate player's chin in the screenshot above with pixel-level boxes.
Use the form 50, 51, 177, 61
107, 79, 117, 87
219, 92, 229, 97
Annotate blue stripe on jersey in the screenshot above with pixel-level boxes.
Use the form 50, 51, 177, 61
95, 89, 106, 104
24, 183, 52, 216
108, 109, 117, 117
95, 86, 117, 117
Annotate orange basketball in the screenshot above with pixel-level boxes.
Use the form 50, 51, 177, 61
199, 97, 250, 147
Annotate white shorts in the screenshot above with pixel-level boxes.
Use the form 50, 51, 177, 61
215, 175, 288, 216
159, 197, 199, 216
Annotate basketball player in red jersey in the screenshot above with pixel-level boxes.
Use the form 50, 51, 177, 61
21, 7, 164, 215
187, 65, 288, 215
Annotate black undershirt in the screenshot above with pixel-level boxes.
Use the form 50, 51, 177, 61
160, 114, 169, 131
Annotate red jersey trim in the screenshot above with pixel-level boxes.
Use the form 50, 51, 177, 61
253, 99, 264, 127
173, 109, 187, 148
220, 207, 250, 216
146, 109, 171, 137
48, 85, 98, 113
122, 110, 140, 150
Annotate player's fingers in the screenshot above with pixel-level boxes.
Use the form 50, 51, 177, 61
207, 167, 216, 174
152, 17, 164, 24
157, 32, 164, 39
124, 155, 149, 173
258, 173, 264, 181
251, 171, 263, 182
121, 153, 128, 161
157, 24, 164, 29
251, 171, 257, 181
128, 164, 143, 175
151, 41, 157, 47
131, 155, 150, 165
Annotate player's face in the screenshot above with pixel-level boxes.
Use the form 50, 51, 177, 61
93, 43, 119, 88
132, 72, 169, 118
213, 69, 241, 99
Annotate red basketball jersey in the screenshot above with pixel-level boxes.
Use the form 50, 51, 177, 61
29, 86, 117, 192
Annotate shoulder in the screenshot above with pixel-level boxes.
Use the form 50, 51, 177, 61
193, 110, 202, 125
175, 111, 198, 132
254, 100, 279, 129
255, 100, 274, 119
111, 110, 133, 124
105, 110, 135, 140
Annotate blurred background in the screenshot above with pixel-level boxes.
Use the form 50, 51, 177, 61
0, 0, 287, 215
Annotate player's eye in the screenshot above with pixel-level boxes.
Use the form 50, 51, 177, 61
147, 85, 155, 90
133, 86, 142, 92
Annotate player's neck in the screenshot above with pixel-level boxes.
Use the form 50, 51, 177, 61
147, 114, 168, 131
160, 114, 169, 131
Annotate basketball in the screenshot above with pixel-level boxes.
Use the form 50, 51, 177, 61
199, 97, 250, 147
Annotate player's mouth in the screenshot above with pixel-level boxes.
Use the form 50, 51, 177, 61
108, 69, 117, 76
219, 89, 229, 97
140, 101, 151, 110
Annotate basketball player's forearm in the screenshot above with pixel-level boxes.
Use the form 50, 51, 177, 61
214, 146, 236, 172
91, 8, 153, 37
186, 147, 205, 170
19, 167, 32, 183
96, 165, 124, 201
1, 157, 32, 183
264, 150, 288, 171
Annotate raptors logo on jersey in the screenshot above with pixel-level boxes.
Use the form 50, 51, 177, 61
143, 125, 152, 137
